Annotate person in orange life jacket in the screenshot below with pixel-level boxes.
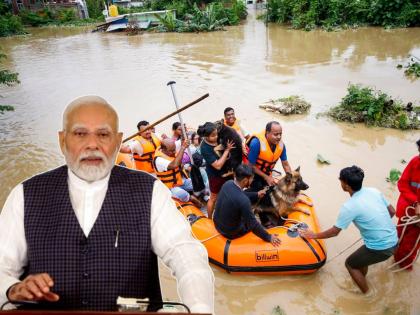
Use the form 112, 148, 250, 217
153, 138, 201, 207
119, 120, 161, 173
393, 138, 420, 270
223, 107, 249, 156
246, 121, 291, 200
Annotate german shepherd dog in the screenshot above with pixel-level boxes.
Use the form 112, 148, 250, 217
213, 119, 243, 177
255, 167, 311, 226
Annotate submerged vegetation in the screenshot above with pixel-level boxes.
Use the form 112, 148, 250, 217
327, 84, 419, 130
397, 58, 420, 79
154, 0, 247, 32
0, 52, 19, 113
265, 0, 420, 30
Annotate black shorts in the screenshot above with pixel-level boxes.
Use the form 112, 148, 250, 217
345, 245, 396, 269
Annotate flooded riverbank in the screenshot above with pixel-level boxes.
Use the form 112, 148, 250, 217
0, 7, 419, 314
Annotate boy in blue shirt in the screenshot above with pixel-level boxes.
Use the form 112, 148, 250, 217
299, 165, 398, 293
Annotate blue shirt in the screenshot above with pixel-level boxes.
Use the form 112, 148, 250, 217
335, 187, 398, 250
247, 138, 287, 165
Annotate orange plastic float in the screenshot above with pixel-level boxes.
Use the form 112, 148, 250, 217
176, 197, 327, 275
115, 152, 135, 169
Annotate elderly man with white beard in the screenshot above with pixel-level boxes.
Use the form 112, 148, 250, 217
0, 96, 215, 313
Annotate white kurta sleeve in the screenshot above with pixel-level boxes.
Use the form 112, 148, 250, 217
0, 184, 28, 305
150, 180, 214, 314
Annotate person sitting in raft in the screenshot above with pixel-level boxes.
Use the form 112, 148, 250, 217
198, 122, 236, 219
119, 120, 160, 174
171, 122, 183, 141
214, 164, 281, 246
247, 121, 291, 186
393, 138, 420, 270
153, 138, 201, 207
246, 121, 292, 225
299, 165, 398, 294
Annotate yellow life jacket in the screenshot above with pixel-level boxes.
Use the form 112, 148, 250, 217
247, 131, 283, 176
224, 118, 241, 133
153, 150, 183, 189
132, 134, 161, 173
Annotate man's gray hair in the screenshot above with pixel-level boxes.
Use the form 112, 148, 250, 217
62, 95, 119, 131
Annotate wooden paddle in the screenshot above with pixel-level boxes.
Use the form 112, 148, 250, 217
122, 92, 209, 143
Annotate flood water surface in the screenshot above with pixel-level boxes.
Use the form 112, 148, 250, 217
0, 8, 419, 315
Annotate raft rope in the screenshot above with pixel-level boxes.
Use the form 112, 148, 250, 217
324, 238, 362, 265
176, 202, 222, 243
388, 206, 420, 272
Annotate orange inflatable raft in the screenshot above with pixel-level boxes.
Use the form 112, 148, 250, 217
116, 152, 327, 275
176, 198, 326, 275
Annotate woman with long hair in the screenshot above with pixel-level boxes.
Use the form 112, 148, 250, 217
197, 122, 235, 219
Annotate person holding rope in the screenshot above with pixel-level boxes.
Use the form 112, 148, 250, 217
393, 139, 420, 270
299, 165, 397, 294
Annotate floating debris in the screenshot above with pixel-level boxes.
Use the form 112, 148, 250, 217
259, 96, 311, 115
271, 305, 287, 315
317, 154, 331, 165
397, 56, 420, 79
0, 105, 14, 113
386, 169, 401, 184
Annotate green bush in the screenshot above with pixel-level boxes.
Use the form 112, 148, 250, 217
155, 1, 245, 32
327, 84, 419, 129
20, 9, 53, 26
86, 0, 104, 19
58, 8, 77, 23
0, 14, 26, 36
265, 0, 420, 30
0, 2, 26, 36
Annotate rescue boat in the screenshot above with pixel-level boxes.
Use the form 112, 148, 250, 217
176, 198, 326, 275
116, 152, 327, 275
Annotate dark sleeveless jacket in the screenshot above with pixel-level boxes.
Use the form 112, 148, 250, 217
22, 165, 162, 311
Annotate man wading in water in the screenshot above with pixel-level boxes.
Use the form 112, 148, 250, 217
299, 165, 397, 294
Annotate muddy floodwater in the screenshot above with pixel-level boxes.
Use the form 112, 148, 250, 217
0, 7, 419, 315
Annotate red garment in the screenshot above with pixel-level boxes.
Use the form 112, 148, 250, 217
394, 155, 420, 269
396, 156, 420, 217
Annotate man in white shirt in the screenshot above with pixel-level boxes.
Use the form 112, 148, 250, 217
0, 96, 214, 313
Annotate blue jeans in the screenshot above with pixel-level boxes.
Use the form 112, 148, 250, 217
171, 178, 193, 202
